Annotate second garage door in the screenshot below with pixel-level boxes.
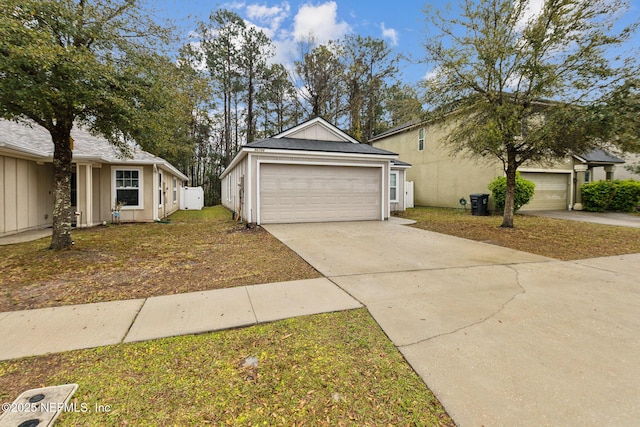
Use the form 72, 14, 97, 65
519, 172, 570, 211
259, 164, 382, 224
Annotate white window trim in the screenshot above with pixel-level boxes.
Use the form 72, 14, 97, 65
226, 175, 232, 202
172, 177, 178, 203
418, 128, 425, 151
390, 170, 399, 203
112, 166, 144, 210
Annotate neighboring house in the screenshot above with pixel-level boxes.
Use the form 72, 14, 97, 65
0, 119, 188, 237
220, 117, 409, 225
371, 120, 625, 211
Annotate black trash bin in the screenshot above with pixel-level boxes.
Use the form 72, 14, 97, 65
470, 193, 490, 216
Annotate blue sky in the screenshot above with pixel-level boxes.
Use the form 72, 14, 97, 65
149, 0, 640, 86
149, 0, 430, 84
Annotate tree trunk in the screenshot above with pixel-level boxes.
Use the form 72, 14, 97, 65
501, 152, 517, 228
50, 124, 74, 250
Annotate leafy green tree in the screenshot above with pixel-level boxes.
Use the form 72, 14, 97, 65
382, 83, 424, 129
0, 0, 177, 249
342, 35, 399, 143
422, 0, 639, 228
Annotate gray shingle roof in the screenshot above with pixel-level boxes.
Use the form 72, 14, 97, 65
245, 137, 398, 156
575, 149, 625, 164
0, 119, 187, 179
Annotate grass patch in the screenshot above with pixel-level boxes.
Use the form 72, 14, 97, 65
0, 309, 453, 426
400, 207, 640, 260
0, 206, 320, 312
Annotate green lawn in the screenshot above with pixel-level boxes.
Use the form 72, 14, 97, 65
0, 206, 454, 425
0, 309, 453, 426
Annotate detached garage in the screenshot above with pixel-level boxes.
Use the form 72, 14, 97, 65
220, 118, 405, 225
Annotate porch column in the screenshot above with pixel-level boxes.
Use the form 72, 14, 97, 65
604, 165, 615, 181
573, 164, 588, 210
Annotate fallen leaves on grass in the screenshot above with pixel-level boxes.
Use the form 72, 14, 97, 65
400, 207, 640, 260
0, 207, 321, 312
0, 309, 454, 426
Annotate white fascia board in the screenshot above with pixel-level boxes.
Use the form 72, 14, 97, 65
247, 148, 397, 161
0, 142, 48, 159
220, 149, 247, 179
518, 168, 573, 174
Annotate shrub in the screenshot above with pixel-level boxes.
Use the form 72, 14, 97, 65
582, 180, 640, 212
488, 173, 536, 213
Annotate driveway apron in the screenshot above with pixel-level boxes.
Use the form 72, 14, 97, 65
263, 221, 640, 427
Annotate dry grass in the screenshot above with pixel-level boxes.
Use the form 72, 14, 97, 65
400, 207, 640, 260
0, 207, 320, 312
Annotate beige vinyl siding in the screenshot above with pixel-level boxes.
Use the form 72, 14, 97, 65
0, 155, 54, 236
284, 126, 345, 141
221, 156, 248, 221
390, 169, 407, 212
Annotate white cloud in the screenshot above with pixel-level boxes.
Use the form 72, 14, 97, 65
381, 23, 399, 46
245, 2, 291, 38
292, 1, 351, 43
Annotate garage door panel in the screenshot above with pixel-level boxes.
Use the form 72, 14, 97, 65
520, 172, 569, 211
259, 164, 381, 223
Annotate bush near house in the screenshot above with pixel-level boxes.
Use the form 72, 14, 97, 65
488, 173, 536, 213
581, 180, 640, 212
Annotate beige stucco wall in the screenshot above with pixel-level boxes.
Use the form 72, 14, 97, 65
0, 155, 54, 236
374, 123, 504, 209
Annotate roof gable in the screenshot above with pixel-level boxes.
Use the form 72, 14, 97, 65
274, 117, 359, 143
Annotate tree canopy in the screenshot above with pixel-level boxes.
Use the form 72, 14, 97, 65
0, 0, 192, 249
421, 0, 639, 227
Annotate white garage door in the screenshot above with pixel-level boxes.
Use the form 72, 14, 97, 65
259, 164, 382, 224
519, 172, 569, 211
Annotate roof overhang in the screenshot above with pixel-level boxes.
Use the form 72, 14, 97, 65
220, 146, 398, 179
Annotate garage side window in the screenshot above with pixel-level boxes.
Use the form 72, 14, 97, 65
418, 128, 424, 151
114, 168, 142, 208
173, 177, 178, 203
390, 171, 399, 202
226, 175, 232, 201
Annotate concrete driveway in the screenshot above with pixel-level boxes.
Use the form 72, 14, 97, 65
264, 220, 640, 427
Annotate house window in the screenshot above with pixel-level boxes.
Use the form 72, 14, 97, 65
114, 169, 142, 208
71, 171, 77, 207
173, 177, 178, 203
418, 128, 424, 151
226, 175, 231, 201
158, 172, 163, 207
390, 171, 399, 203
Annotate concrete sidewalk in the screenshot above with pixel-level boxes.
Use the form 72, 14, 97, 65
0, 278, 361, 361
522, 209, 640, 227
